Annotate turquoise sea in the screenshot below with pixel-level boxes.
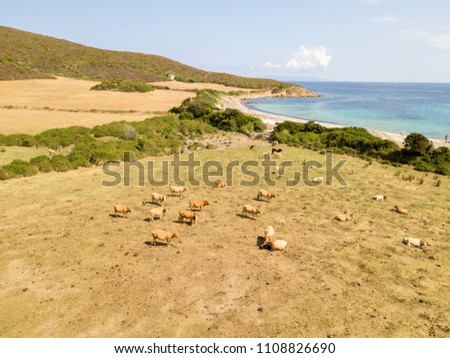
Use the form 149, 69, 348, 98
245, 82, 450, 141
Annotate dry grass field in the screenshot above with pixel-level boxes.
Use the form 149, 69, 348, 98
1, 140, 449, 338
0, 78, 257, 134
0, 78, 193, 134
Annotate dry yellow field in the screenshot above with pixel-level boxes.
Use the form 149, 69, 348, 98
150, 81, 254, 92
0, 77, 195, 134
0, 77, 257, 135
1, 140, 449, 338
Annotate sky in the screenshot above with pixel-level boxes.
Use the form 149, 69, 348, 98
1, 0, 450, 82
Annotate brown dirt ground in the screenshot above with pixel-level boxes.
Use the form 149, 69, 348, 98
1, 140, 449, 338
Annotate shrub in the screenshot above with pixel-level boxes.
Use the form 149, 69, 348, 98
51, 154, 74, 172
30, 155, 53, 173
179, 119, 216, 137
3, 159, 38, 177
0, 134, 36, 147
68, 153, 91, 169
92, 121, 128, 138
0, 167, 10, 180
180, 89, 222, 118
179, 111, 194, 120
205, 108, 266, 134
91, 80, 154, 93
187, 142, 205, 151
123, 124, 138, 140
404, 133, 433, 155
36, 126, 93, 148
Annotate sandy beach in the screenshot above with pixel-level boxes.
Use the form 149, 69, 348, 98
220, 95, 450, 149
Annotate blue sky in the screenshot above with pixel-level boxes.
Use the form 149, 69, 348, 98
1, 0, 450, 82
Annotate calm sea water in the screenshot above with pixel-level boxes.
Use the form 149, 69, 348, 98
245, 82, 450, 140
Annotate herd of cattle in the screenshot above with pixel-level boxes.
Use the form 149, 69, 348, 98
112, 145, 427, 251
113, 183, 286, 250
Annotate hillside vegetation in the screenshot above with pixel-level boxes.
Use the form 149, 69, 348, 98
0, 26, 295, 90
0, 90, 266, 180
273, 121, 450, 176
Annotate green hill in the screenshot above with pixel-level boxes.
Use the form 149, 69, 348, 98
0, 26, 291, 89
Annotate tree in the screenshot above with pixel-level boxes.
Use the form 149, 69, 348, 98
404, 133, 433, 155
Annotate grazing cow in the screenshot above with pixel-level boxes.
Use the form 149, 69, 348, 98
189, 199, 211, 211
272, 140, 279, 146
334, 212, 354, 222
264, 225, 275, 242
151, 230, 179, 246
272, 152, 282, 159
260, 151, 271, 159
272, 164, 285, 178
179, 210, 198, 225
402, 237, 427, 248
169, 185, 189, 198
215, 181, 227, 188
394, 205, 408, 215
148, 207, 168, 222
249, 144, 256, 150
312, 176, 324, 184
114, 204, 132, 218
257, 189, 277, 202
143, 192, 167, 206
48, 149, 56, 156
373, 195, 388, 201
242, 204, 262, 220
271, 148, 283, 154
262, 239, 288, 252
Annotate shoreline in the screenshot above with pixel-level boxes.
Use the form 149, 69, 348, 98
219, 94, 450, 149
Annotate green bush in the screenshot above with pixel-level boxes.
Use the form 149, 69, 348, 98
51, 154, 74, 172
179, 111, 194, 120
205, 108, 266, 134
0, 167, 10, 180
176, 89, 222, 118
91, 80, 154, 93
3, 159, 38, 177
30, 155, 53, 173
404, 133, 433, 155
179, 119, 216, 137
36, 126, 93, 148
0, 133, 36, 147
92, 121, 128, 138
273, 121, 398, 156
68, 153, 91, 168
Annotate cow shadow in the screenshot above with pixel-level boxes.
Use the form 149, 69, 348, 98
109, 213, 128, 219
236, 213, 256, 220
173, 220, 194, 226
144, 218, 164, 222
256, 236, 266, 248
144, 240, 169, 247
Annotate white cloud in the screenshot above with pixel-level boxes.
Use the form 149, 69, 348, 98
371, 16, 413, 24
263, 45, 332, 71
408, 30, 450, 49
